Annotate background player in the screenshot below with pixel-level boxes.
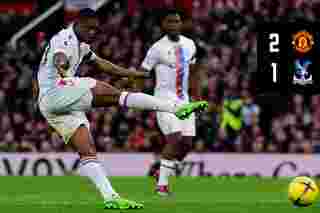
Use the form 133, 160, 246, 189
35, 8, 208, 209
140, 9, 201, 196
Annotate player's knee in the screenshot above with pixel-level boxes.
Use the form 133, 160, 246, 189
91, 81, 122, 107
166, 132, 181, 146
162, 149, 176, 160
175, 137, 192, 161
72, 125, 97, 158
161, 133, 181, 159
92, 81, 121, 96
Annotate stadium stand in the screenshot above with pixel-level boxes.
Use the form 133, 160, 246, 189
0, 0, 320, 153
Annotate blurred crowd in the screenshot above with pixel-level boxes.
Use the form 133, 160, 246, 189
1, 0, 320, 153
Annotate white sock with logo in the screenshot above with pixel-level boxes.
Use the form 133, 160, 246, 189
79, 158, 119, 201
158, 159, 176, 186
119, 92, 179, 113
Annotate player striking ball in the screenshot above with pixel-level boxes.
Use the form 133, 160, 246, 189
34, 8, 208, 209
140, 9, 201, 196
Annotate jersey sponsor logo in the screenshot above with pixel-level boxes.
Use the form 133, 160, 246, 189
57, 79, 75, 87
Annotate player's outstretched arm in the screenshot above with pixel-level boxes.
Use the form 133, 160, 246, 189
93, 56, 148, 78
123, 67, 151, 91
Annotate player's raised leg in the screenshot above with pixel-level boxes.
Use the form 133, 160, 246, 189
91, 80, 208, 119
72, 125, 143, 209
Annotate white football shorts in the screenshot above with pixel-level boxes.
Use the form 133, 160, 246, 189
154, 91, 196, 137
156, 111, 196, 136
39, 77, 96, 143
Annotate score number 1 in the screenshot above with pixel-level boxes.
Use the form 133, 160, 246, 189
269, 33, 279, 83
271, 62, 277, 83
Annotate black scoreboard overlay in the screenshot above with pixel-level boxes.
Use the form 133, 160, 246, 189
257, 21, 320, 95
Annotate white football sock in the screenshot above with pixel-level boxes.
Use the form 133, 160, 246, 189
119, 92, 179, 113
175, 160, 182, 173
176, 160, 188, 176
158, 159, 176, 186
79, 158, 119, 201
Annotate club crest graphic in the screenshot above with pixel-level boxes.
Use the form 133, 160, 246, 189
293, 58, 313, 85
292, 31, 314, 54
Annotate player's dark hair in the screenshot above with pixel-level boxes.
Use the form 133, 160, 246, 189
160, 8, 180, 20
79, 8, 97, 19
158, 8, 183, 25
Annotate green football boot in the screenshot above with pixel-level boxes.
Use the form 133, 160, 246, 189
175, 101, 208, 120
104, 197, 144, 210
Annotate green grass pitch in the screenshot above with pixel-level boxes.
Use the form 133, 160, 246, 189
0, 176, 318, 212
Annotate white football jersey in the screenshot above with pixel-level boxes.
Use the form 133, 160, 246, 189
37, 24, 97, 98
141, 35, 196, 101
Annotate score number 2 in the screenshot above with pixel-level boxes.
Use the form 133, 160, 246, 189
269, 33, 279, 53
269, 33, 279, 83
